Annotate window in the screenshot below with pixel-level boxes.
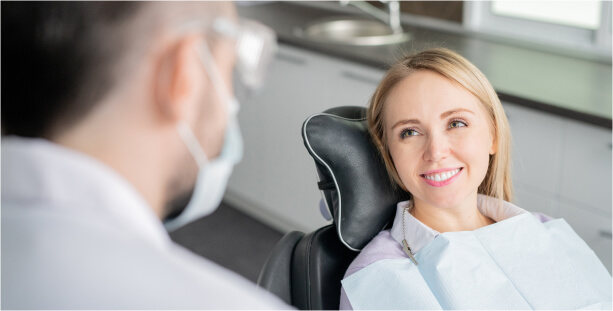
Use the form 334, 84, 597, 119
464, 1, 612, 58
491, 1, 601, 30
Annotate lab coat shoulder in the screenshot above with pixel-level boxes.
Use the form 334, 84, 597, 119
2, 205, 288, 310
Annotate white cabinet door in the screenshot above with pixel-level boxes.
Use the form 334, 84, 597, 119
559, 119, 612, 215
503, 102, 564, 196
226, 44, 384, 233
558, 202, 612, 273
503, 102, 563, 216
513, 181, 557, 216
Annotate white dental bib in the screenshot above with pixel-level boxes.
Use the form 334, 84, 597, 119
342, 212, 612, 310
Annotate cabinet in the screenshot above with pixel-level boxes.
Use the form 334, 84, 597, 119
503, 103, 564, 196
559, 119, 612, 214
225, 44, 384, 233
504, 103, 563, 216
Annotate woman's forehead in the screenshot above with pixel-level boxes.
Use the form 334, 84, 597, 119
384, 70, 484, 125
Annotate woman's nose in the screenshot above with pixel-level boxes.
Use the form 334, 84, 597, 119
423, 134, 449, 163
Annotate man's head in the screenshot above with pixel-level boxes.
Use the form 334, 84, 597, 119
2, 2, 242, 220
2, 1, 235, 137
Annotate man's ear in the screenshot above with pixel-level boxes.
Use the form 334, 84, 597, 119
155, 35, 205, 123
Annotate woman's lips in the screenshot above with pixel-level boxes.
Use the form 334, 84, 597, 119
420, 168, 463, 187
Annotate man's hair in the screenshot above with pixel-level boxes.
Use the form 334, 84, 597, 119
2, 2, 145, 138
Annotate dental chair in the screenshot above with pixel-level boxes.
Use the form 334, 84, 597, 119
257, 106, 410, 310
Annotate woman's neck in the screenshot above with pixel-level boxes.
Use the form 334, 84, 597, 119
410, 195, 495, 233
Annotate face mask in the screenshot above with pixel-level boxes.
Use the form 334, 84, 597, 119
164, 42, 243, 232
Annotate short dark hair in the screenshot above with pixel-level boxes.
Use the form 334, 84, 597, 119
2, 2, 144, 138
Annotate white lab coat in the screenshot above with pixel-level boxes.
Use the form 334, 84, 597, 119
1, 137, 289, 309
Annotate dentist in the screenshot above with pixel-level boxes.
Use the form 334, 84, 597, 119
2, 2, 286, 309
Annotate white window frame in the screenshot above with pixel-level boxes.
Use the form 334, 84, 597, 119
464, 1, 612, 58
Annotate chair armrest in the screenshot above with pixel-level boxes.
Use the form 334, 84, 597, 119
257, 230, 305, 305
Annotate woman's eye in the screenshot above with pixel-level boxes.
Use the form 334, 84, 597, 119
400, 128, 419, 139
449, 120, 467, 128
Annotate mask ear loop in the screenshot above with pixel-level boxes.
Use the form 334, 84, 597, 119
196, 41, 240, 117
176, 121, 209, 168
176, 38, 239, 168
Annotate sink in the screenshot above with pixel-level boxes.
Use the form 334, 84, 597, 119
293, 17, 411, 46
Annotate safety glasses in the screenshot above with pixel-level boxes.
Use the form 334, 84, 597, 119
211, 18, 277, 91
179, 16, 277, 104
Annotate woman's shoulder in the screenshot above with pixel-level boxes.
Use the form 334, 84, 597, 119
343, 229, 406, 279
477, 194, 554, 223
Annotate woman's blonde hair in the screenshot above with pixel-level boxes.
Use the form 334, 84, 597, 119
368, 48, 513, 202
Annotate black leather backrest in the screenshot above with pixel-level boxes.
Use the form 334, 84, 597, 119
302, 106, 410, 251
291, 225, 358, 310
257, 231, 305, 305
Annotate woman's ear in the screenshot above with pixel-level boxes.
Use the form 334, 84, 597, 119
489, 135, 497, 155
154, 35, 205, 124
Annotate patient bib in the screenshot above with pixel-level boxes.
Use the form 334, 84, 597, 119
342, 213, 612, 310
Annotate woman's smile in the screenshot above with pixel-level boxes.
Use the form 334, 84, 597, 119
420, 167, 463, 187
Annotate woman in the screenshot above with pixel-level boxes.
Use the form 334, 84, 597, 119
339, 48, 611, 310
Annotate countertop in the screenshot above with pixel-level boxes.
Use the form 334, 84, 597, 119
238, 2, 612, 128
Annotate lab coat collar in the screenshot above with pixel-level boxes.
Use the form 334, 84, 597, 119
2, 137, 172, 248
390, 194, 529, 254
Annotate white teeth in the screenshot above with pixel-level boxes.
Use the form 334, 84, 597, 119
424, 168, 461, 182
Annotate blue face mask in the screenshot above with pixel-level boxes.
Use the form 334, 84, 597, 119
164, 42, 243, 232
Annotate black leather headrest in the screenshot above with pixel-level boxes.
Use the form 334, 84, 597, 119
302, 106, 410, 251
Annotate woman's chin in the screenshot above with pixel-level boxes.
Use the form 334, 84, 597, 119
414, 193, 468, 210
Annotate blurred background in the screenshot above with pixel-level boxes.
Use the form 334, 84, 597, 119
171, 0, 612, 279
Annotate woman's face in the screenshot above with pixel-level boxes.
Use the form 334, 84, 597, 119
385, 70, 495, 209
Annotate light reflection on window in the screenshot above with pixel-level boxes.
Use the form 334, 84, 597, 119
491, 1, 602, 30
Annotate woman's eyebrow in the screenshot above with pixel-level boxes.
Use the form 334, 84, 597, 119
391, 118, 420, 130
390, 109, 475, 130
441, 108, 474, 119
